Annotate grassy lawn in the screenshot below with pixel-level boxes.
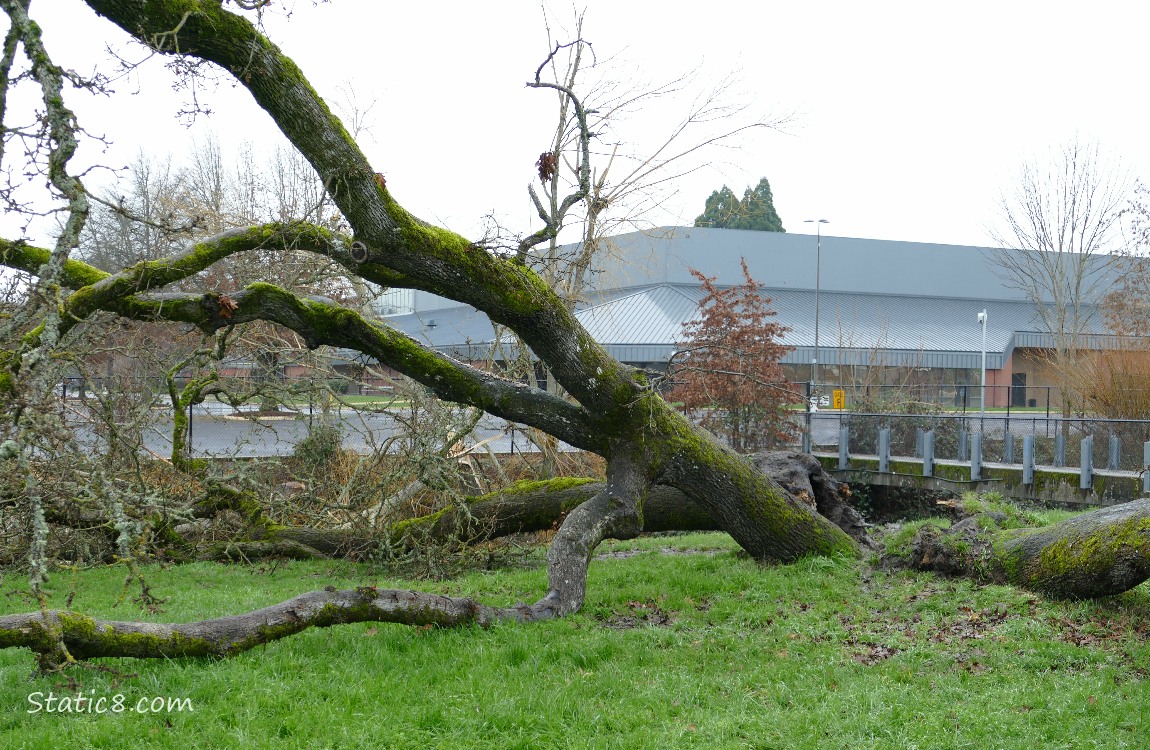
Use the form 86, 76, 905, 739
1, 532, 1147, 749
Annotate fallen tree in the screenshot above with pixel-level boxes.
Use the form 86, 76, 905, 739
894, 497, 1150, 599
0, 2, 1148, 667
194, 451, 871, 560
0, 453, 867, 663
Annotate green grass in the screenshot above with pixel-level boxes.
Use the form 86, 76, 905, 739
1, 533, 1147, 749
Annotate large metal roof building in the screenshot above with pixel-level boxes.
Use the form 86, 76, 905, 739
378, 227, 1120, 391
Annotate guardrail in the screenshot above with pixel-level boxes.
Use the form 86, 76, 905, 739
803, 411, 1150, 505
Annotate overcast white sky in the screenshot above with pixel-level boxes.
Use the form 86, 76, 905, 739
25, 0, 1150, 250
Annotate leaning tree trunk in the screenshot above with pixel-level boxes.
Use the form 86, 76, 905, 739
179, 452, 868, 562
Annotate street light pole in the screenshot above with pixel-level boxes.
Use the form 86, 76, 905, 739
804, 219, 829, 391
977, 309, 988, 420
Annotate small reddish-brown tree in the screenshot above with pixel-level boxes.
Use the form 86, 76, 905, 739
670, 259, 797, 452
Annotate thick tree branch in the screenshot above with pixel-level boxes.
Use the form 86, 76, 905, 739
83, 0, 634, 417
127, 285, 601, 451
0, 587, 545, 664
897, 498, 1150, 599
540, 455, 646, 615
0, 235, 600, 449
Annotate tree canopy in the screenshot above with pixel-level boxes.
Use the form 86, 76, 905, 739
693, 177, 785, 231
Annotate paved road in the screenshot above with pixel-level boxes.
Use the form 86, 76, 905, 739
68, 405, 570, 458
807, 410, 1093, 445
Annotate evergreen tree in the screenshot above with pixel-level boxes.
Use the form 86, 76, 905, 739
732, 178, 785, 232
693, 177, 785, 231
693, 185, 742, 228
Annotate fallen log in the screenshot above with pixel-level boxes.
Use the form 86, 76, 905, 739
893, 498, 1150, 598
243, 452, 870, 557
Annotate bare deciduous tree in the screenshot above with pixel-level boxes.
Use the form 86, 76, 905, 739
504, 14, 782, 471
987, 139, 1129, 364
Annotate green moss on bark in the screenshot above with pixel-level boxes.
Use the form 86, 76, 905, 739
1029, 517, 1150, 582
57, 613, 217, 659
487, 477, 596, 498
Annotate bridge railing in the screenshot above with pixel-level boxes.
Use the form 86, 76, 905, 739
807, 410, 1150, 490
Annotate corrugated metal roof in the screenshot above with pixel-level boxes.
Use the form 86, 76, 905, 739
572, 283, 1102, 360
763, 288, 1046, 351
375, 281, 1119, 370
366, 223, 1131, 371
404, 226, 1120, 313
577, 285, 703, 344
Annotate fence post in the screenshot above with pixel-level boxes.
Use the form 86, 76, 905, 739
970, 432, 982, 482
802, 381, 812, 454
1080, 435, 1093, 490
1023, 434, 1035, 486
838, 426, 850, 469
1144, 441, 1150, 496
923, 430, 934, 477
1003, 431, 1014, 464
1054, 433, 1066, 468
1108, 434, 1120, 471
878, 427, 890, 473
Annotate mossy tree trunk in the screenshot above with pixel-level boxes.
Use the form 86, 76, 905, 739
0, 454, 869, 663
897, 499, 1150, 599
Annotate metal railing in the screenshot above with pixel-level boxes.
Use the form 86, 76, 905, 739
805, 410, 1150, 475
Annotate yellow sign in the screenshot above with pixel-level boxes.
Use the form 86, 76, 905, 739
832, 389, 845, 410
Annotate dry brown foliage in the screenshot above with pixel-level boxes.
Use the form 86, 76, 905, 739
669, 259, 797, 453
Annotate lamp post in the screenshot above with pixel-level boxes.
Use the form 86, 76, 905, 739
977, 309, 988, 421
804, 219, 829, 390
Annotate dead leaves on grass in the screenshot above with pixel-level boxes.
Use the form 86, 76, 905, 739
598, 600, 675, 629
839, 582, 1150, 672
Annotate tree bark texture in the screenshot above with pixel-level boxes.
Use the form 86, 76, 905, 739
203, 453, 868, 562
0, 587, 548, 666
